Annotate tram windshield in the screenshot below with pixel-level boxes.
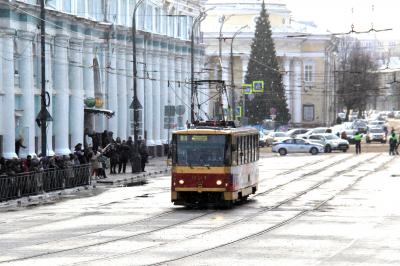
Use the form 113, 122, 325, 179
174, 135, 228, 167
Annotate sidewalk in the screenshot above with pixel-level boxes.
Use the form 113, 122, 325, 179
96, 156, 170, 186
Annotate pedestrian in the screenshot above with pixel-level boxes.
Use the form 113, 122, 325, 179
340, 131, 347, 140
119, 140, 130, 174
383, 125, 388, 138
139, 139, 149, 172
354, 131, 362, 154
389, 132, 397, 156
108, 141, 119, 174
15, 137, 26, 157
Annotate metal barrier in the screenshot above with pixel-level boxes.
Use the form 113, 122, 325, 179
0, 164, 91, 202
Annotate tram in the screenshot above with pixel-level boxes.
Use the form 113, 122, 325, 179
170, 121, 259, 207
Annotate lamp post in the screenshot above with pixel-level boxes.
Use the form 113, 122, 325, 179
230, 25, 247, 120
130, 0, 145, 173
190, 11, 207, 123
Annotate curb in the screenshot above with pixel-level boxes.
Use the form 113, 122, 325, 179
97, 168, 170, 186
0, 184, 96, 210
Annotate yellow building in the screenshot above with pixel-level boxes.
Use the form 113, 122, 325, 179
202, 0, 337, 126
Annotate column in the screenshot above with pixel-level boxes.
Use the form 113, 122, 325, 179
181, 47, 190, 125
107, 40, 118, 135
1, 30, 17, 159
83, 39, 95, 132
145, 39, 154, 146
95, 43, 108, 133
294, 61, 302, 124
69, 38, 84, 148
125, 44, 133, 138
167, 41, 176, 139
18, 31, 36, 157
45, 36, 55, 156
160, 41, 169, 144
175, 45, 183, 129
53, 35, 70, 155
117, 45, 127, 140
283, 59, 291, 114
136, 37, 145, 138
152, 40, 162, 150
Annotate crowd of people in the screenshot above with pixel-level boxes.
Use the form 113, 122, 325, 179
1, 130, 149, 179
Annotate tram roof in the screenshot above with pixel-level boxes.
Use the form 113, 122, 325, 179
173, 127, 259, 135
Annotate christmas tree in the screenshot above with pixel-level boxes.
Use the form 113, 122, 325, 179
244, 1, 290, 125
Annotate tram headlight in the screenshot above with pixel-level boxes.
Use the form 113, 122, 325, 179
216, 180, 222, 185
179, 179, 184, 185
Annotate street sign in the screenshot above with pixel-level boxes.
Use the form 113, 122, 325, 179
242, 84, 252, 94
253, 80, 264, 93
164, 105, 175, 116
176, 105, 185, 115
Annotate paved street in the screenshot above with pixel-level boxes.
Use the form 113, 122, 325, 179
1, 153, 400, 265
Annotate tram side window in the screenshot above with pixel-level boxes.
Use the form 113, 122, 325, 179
241, 136, 244, 165
250, 135, 254, 162
256, 134, 260, 160
246, 135, 250, 163
232, 136, 237, 166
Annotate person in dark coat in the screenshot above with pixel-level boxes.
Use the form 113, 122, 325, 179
15, 138, 26, 157
389, 132, 397, 156
139, 139, 149, 172
118, 140, 130, 174
74, 143, 87, 164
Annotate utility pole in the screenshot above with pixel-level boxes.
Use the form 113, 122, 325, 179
191, 11, 207, 123
130, 0, 144, 173
230, 25, 247, 120
39, 0, 49, 156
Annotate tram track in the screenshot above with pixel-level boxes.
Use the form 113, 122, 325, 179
0, 154, 381, 264
145, 154, 394, 266
0, 154, 338, 238
61, 154, 384, 265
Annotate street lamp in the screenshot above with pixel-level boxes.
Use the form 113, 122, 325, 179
230, 25, 248, 120
190, 10, 208, 123
130, 0, 145, 173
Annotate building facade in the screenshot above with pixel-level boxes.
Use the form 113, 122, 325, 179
0, 0, 206, 159
202, 0, 337, 127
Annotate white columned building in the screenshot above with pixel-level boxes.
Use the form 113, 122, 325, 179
145, 39, 154, 147
152, 39, 162, 152
175, 46, 183, 128
53, 35, 70, 155
117, 44, 128, 141
167, 41, 176, 138
69, 38, 84, 148
44, 36, 54, 156
283, 59, 291, 114
125, 44, 133, 138
2, 30, 17, 159
160, 40, 169, 144
293, 61, 302, 124
136, 37, 145, 138
0, 1, 205, 158
18, 31, 36, 157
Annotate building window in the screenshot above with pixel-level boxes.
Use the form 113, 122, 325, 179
303, 104, 315, 121
145, 4, 153, 31
154, 7, 160, 33
119, 0, 127, 25
304, 64, 313, 82
63, 0, 71, 13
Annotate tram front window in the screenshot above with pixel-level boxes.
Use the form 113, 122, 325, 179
176, 135, 227, 166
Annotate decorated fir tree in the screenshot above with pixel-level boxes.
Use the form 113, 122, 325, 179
244, 1, 290, 125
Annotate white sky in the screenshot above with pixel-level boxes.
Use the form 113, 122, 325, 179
283, 0, 400, 39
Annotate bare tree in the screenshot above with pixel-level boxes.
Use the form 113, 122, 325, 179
337, 37, 378, 120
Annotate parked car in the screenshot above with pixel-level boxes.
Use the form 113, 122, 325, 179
265, 131, 288, 146
307, 133, 349, 152
297, 127, 329, 139
366, 127, 387, 143
272, 138, 325, 156
286, 128, 309, 138
352, 120, 368, 133
367, 120, 385, 129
